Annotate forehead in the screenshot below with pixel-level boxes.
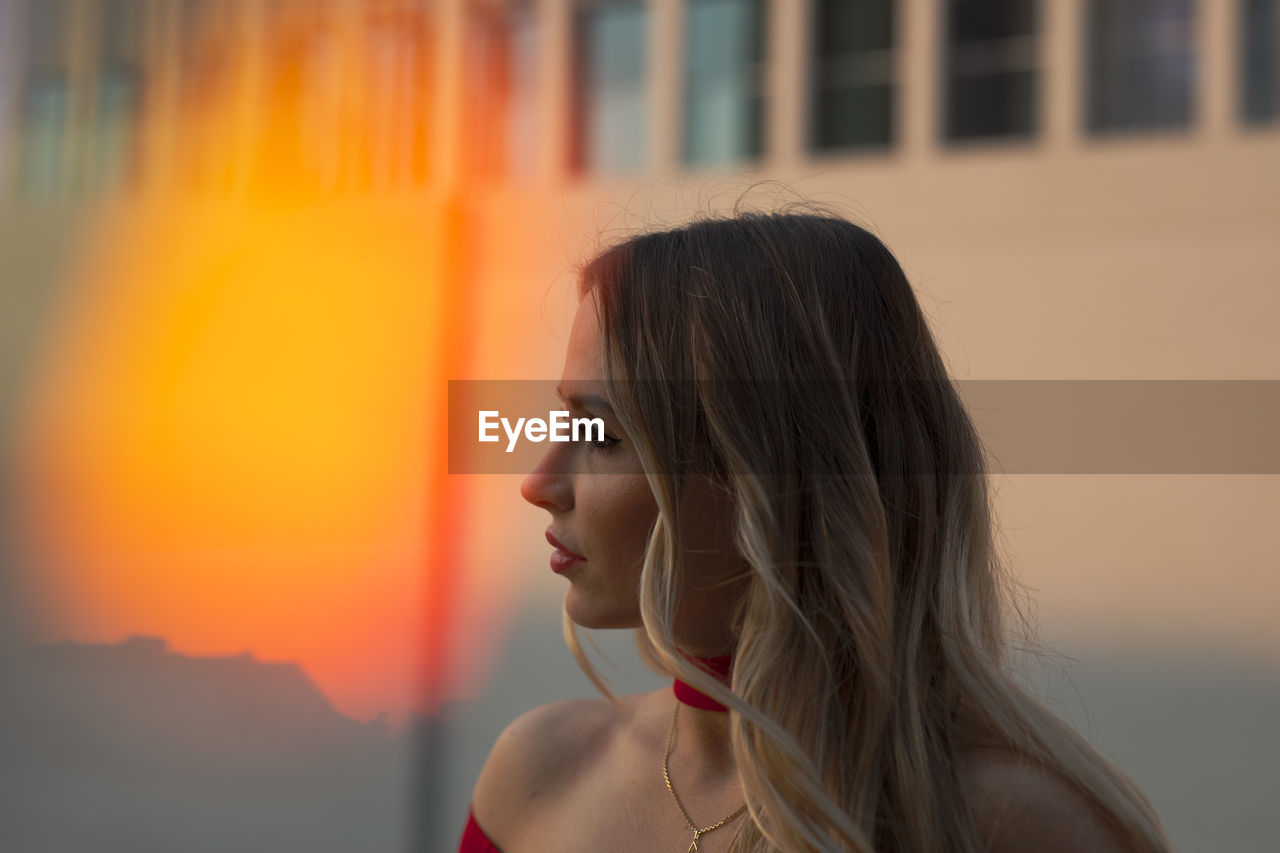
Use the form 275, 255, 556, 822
561, 289, 605, 386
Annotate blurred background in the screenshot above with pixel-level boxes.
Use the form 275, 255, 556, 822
0, 0, 1277, 851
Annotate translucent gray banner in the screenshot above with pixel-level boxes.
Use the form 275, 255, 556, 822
447, 380, 1280, 475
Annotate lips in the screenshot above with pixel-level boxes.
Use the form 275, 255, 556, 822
546, 530, 586, 574
545, 530, 586, 560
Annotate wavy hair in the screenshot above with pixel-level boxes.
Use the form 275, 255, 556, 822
562, 210, 1170, 853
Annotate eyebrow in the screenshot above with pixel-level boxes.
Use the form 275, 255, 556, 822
555, 384, 615, 415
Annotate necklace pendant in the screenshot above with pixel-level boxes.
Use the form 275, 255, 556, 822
688, 829, 702, 852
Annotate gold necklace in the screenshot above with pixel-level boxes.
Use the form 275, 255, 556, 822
662, 702, 749, 852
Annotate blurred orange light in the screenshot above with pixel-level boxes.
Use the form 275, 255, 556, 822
14, 198, 451, 723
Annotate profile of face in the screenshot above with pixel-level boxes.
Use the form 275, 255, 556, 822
519, 288, 658, 630
520, 289, 745, 652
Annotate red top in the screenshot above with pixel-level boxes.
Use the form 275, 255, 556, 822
458, 809, 502, 852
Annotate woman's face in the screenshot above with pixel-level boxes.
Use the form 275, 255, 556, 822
520, 289, 748, 649
519, 289, 657, 630
517, 289, 747, 648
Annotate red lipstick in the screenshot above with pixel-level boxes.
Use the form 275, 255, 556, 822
545, 530, 586, 574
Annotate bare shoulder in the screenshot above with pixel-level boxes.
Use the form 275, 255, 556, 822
469, 695, 632, 844
964, 750, 1142, 853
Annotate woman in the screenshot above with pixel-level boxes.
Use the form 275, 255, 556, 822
458, 211, 1172, 852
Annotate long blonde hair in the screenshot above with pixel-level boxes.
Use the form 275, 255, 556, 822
564, 210, 1170, 853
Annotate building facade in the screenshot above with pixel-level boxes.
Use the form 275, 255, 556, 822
0, 1, 1276, 198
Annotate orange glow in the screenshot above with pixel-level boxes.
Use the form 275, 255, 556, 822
4, 1, 560, 725
13, 197, 456, 723
0, 1, 504, 725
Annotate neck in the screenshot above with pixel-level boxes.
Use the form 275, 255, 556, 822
672, 653, 733, 711
671, 655, 736, 777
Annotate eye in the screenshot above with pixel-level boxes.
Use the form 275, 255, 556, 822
585, 433, 622, 453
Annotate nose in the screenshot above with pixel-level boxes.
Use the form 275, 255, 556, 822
520, 444, 573, 512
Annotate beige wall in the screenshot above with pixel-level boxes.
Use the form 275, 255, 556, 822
449, 0, 1280, 669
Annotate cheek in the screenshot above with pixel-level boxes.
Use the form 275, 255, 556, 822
586, 475, 657, 568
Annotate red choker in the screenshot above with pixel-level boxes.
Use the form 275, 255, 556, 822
672, 654, 733, 712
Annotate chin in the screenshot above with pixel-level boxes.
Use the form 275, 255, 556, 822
564, 588, 643, 631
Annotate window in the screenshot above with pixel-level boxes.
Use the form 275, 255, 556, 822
507, 2, 539, 178
180, 0, 235, 109
92, 0, 147, 193
21, 0, 72, 197
1243, 0, 1278, 123
812, 0, 896, 151
571, 1, 648, 175
1086, 0, 1195, 134
179, 0, 238, 190
0, 5, 15, 196
360, 1, 434, 188
463, 0, 539, 180
463, 5, 509, 179
944, 0, 1039, 142
256, 0, 341, 191
683, 0, 764, 166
